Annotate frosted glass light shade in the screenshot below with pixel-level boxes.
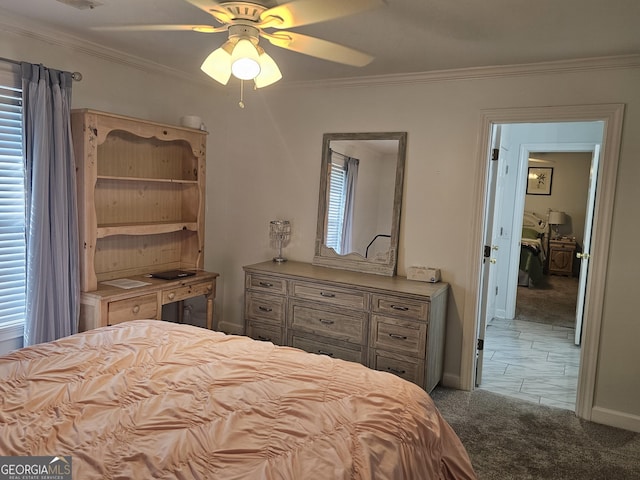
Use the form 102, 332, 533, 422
254, 51, 282, 88
200, 46, 232, 85
231, 39, 261, 80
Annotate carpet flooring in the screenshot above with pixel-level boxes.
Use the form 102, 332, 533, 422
431, 387, 640, 480
515, 275, 578, 328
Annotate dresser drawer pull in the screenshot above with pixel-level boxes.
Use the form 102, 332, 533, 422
258, 306, 273, 312
317, 350, 334, 357
132, 305, 140, 314
320, 291, 336, 298
390, 305, 409, 311
387, 367, 406, 375
257, 335, 272, 342
259, 281, 273, 287
388, 333, 408, 340
319, 318, 335, 325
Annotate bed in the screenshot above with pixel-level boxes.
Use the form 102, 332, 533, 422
0, 320, 476, 479
519, 211, 548, 287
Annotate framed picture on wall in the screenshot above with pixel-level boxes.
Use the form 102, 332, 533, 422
526, 167, 553, 195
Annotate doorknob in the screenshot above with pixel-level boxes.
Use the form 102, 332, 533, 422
576, 252, 590, 259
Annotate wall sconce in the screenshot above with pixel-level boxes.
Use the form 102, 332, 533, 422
548, 211, 566, 239
270, 220, 291, 263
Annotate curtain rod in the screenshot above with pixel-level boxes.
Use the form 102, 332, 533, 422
0, 56, 83, 81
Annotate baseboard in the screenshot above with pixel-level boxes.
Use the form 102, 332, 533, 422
441, 372, 462, 390
591, 406, 640, 433
217, 320, 244, 336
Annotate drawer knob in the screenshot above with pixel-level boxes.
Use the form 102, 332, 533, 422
132, 305, 140, 314
389, 333, 408, 340
319, 318, 335, 325
259, 281, 273, 287
258, 306, 273, 313
387, 367, 406, 375
167, 292, 176, 300
390, 304, 409, 311
317, 350, 334, 357
320, 292, 335, 298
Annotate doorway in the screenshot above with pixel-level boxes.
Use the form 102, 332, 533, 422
480, 148, 595, 410
462, 104, 625, 421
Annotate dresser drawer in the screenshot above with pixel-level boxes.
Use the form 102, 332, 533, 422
370, 315, 427, 358
108, 293, 158, 325
162, 281, 213, 304
245, 291, 285, 326
289, 300, 366, 344
372, 294, 429, 321
292, 281, 367, 310
290, 334, 365, 364
246, 273, 287, 295
246, 321, 284, 345
370, 350, 425, 388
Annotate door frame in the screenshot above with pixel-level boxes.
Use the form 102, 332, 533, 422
461, 104, 625, 420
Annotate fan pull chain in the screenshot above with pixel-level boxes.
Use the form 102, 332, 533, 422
238, 80, 245, 109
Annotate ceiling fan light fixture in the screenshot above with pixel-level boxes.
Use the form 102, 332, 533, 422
200, 43, 233, 85
231, 38, 261, 80
254, 50, 282, 88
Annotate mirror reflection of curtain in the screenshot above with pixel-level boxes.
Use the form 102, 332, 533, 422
340, 157, 359, 254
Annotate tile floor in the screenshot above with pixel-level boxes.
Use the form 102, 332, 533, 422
478, 317, 581, 410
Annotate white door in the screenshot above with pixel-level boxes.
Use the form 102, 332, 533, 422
575, 145, 600, 345
476, 125, 502, 386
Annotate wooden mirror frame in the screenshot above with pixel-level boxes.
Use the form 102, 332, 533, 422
312, 132, 407, 276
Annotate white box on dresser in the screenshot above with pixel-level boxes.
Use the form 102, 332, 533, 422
243, 261, 449, 392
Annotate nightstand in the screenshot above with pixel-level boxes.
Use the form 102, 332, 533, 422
548, 238, 576, 276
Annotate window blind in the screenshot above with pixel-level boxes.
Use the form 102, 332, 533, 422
326, 160, 346, 254
0, 66, 25, 330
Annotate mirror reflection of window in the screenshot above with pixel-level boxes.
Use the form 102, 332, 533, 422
326, 151, 359, 254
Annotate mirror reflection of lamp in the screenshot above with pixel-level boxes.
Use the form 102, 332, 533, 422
270, 220, 291, 263
548, 211, 566, 239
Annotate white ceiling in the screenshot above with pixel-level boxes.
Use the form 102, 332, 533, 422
2, 0, 640, 84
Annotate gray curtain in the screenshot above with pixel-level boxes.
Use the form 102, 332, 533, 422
21, 63, 79, 346
340, 157, 359, 254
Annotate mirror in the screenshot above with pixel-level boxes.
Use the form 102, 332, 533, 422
313, 132, 407, 276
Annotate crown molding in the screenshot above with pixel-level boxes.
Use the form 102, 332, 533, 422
2, 8, 639, 91
291, 54, 640, 90
0, 8, 216, 88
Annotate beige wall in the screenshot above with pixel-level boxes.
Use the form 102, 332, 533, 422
2, 17, 639, 427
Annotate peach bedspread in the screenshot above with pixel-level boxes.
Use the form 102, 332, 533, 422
0, 320, 476, 479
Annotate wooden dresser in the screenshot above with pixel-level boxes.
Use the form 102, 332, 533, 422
72, 109, 218, 330
243, 261, 449, 392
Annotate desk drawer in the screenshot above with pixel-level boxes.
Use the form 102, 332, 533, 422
289, 300, 365, 344
290, 334, 365, 364
162, 282, 213, 304
246, 273, 287, 294
245, 292, 285, 326
108, 294, 158, 325
292, 281, 367, 310
372, 294, 429, 321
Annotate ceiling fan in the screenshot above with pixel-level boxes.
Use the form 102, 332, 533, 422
97, 0, 382, 88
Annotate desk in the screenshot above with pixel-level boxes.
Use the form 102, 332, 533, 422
79, 271, 219, 331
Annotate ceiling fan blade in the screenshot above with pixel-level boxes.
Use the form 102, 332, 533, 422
92, 24, 226, 33
264, 31, 373, 67
261, 0, 383, 29
183, 0, 232, 24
